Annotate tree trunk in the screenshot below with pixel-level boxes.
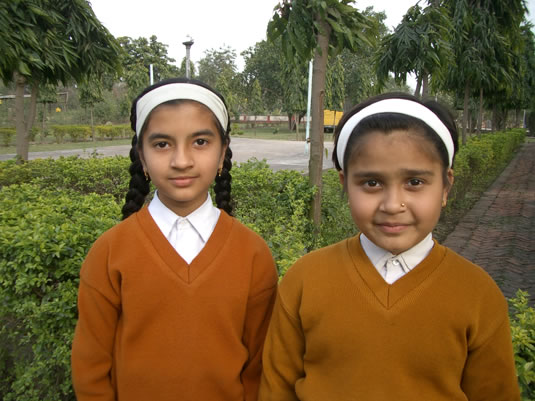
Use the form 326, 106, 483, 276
492, 105, 497, 132
476, 88, 483, 134
90, 106, 95, 141
309, 17, 331, 228
15, 74, 28, 162
41, 102, 46, 141
15, 74, 39, 162
295, 112, 300, 141
421, 74, 429, 99
414, 75, 422, 98
462, 81, 470, 145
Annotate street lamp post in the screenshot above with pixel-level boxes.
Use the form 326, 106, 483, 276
182, 36, 194, 78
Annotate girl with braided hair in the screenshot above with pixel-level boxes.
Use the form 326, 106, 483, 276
72, 78, 278, 401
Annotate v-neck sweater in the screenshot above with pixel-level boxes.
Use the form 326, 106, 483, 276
71, 207, 278, 401
258, 234, 520, 401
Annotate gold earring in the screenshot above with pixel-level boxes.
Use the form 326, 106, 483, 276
143, 169, 150, 181
442, 199, 447, 207
217, 167, 222, 177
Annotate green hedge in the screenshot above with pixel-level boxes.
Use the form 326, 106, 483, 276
0, 185, 120, 401
0, 125, 131, 145
0, 129, 530, 400
446, 129, 525, 213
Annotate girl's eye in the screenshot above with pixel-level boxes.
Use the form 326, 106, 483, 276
408, 178, 424, 186
365, 179, 380, 187
194, 138, 208, 146
154, 141, 168, 149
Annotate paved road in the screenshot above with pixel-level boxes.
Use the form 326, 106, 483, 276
0, 137, 335, 172
443, 142, 535, 303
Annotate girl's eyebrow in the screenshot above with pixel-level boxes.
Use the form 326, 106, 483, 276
351, 169, 435, 178
146, 129, 216, 142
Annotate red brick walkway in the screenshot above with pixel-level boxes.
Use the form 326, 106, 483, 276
443, 141, 535, 303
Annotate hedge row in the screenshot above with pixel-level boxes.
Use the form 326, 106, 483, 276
0, 129, 532, 400
0, 124, 131, 145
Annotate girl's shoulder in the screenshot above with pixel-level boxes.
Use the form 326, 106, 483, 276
88, 208, 148, 252
280, 237, 351, 285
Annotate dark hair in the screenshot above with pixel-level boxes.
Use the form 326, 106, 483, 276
121, 77, 233, 220
332, 92, 459, 184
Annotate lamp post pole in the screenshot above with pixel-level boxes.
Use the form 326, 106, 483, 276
182, 36, 194, 78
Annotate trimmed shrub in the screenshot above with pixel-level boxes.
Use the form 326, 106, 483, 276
0, 156, 131, 202
0, 184, 120, 400
509, 290, 535, 400
95, 124, 130, 140
0, 128, 15, 146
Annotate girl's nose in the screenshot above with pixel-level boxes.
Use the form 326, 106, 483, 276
170, 147, 193, 169
380, 189, 405, 214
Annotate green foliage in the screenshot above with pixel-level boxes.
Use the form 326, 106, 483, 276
446, 129, 525, 211
0, 0, 121, 85
0, 156, 131, 202
232, 159, 315, 274
0, 127, 15, 146
0, 184, 120, 400
509, 290, 535, 400
268, 0, 371, 63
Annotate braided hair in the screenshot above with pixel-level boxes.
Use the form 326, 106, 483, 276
121, 77, 233, 220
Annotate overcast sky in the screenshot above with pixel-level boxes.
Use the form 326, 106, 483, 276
89, 0, 423, 69
89, 0, 535, 89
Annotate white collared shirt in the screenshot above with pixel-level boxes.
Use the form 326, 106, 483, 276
360, 233, 434, 284
148, 191, 220, 264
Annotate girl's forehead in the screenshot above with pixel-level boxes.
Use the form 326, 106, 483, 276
349, 129, 442, 166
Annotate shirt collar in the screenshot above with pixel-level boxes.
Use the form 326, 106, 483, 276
148, 191, 220, 243
360, 233, 434, 272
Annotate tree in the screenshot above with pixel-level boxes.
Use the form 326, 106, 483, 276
340, 7, 388, 107
376, 3, 452, 98
79, 77, 104, 140
442, 0, 527, 142
249, 79, 264, 134
37, 83, 57, 138
268, 0, 372, 227
242, 39, 285, 113
197, 46, 238, 89
118, 35, 180, 102
0, 0, 122, 161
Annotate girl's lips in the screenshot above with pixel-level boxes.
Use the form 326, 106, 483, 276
170, 177, 195, 187
376, 223, 409, 234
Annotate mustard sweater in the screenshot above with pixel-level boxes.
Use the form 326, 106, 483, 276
259, 235, 519, 401
71, 207, 278, 401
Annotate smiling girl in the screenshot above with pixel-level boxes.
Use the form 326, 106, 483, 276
258, 93, 520, 401
71, 78, 278, 401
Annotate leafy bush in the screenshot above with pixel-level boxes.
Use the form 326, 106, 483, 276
95, 124, 130, 140
0, 156, 131, 202
446, 129, 525, 213
510, 290, 535, 400
0, 127, 15, 146
0, 184, 120, 401
50, 125, 91, 143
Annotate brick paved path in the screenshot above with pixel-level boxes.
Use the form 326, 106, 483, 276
443, 142, 535, 303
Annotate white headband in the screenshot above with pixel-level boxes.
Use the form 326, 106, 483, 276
336, 98, 454, 169
135, 83, 229, 136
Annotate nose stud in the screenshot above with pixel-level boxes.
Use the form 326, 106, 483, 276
401, 203, 406, 207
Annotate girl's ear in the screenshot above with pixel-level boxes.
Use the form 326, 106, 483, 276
218, 142, 228, 170
442, 168, 455, 205
338, 171, 345, 186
